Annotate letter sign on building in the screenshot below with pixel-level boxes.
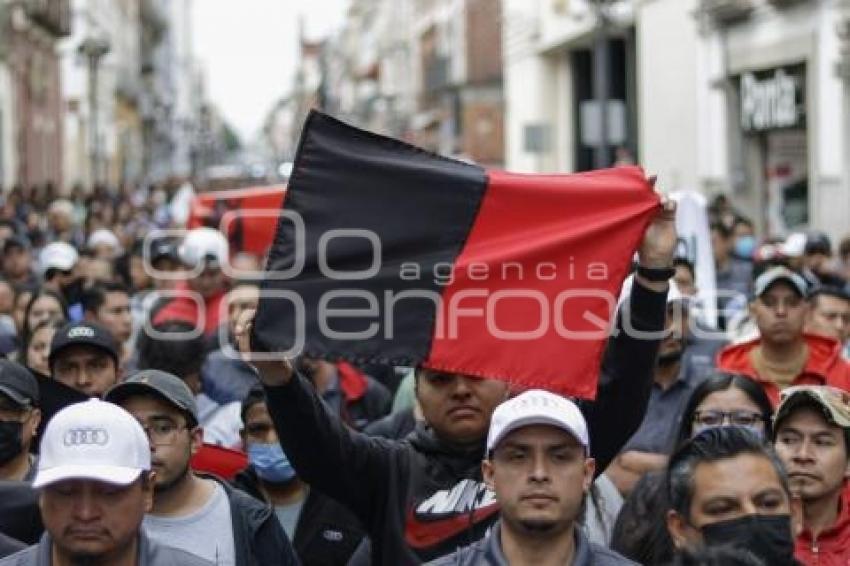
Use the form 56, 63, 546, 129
740, 65, 805, 133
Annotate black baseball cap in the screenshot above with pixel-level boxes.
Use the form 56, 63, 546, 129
48, 321, 119, 370
805, 232, 832, 256
0, 360, 39, 408
150, 238, 179, 264
105, 369, 199, 425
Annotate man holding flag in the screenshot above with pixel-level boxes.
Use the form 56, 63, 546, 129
235, 112, 677, 564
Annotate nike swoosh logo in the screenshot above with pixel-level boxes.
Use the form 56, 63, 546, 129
404, 502, 500, 549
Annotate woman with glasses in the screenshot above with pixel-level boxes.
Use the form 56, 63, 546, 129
610, 372, 774, 565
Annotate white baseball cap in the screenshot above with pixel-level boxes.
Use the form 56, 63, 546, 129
178, 227, 229, 268
780, 232, 807, 258
486, 389, 589, 455
87, 229, 123, 256
33, 398, 151, 489
38, 242, 79, 275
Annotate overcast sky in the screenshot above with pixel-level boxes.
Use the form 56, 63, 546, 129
192, 0, 348, 142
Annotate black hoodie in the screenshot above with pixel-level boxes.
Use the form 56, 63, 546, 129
232, 465, 365, 566
264, 281, 667, 565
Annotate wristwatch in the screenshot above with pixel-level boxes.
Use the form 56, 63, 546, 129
636, 265, 676, 282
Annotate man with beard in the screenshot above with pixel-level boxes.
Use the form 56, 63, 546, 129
0, 398, 213, 565
773, 385, 850, 564
428, 390, 636, 565
235, 199, 678, 564
105, 370, 298, 566
665, 427, 800, 565
717, 266, 850, 405
606, 280, 710, 496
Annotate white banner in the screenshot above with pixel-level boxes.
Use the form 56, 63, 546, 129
671, 190, 718, 328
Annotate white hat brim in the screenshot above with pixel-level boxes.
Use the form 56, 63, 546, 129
33, 464, 143, 489
488, 415, 589, 454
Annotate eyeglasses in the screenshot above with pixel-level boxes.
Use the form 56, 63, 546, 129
139, 419, 189, 446
692, 410, 765, 428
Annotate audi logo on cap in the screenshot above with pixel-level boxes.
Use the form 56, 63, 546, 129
67, 327, 95, 339
63, 428, 109, 446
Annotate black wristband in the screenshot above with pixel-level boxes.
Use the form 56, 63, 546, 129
636, 265, 675, 282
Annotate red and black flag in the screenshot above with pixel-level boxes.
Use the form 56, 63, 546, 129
252, 111, 659, 398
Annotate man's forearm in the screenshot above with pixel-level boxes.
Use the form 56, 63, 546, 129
262, 371, 395, 527
606, 451, 668, 496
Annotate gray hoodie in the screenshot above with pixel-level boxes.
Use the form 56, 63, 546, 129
0, 529, 214, 566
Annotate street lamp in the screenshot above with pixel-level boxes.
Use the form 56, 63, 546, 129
591, 0, 615, 170
78, 36, 110, 188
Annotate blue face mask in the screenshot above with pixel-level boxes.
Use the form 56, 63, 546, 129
248, 442, 296, 484
734, 235, 756, 259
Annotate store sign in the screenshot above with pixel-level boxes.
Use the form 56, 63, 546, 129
740, 66, 805, 133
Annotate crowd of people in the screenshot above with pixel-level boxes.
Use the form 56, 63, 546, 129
0, 181, 848, 565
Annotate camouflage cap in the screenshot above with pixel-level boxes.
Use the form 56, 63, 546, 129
774, 385, 850, 432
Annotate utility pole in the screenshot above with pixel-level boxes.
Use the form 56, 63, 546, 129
592, 0, 611, 170
79, 36, 110, 188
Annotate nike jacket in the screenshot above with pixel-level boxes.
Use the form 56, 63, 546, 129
264, 281, 667, 565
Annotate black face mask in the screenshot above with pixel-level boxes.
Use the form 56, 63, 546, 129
700, 514, 795, 565
0, 420, 24, 466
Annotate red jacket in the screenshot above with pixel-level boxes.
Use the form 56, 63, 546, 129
716, 333, 850, 406
152, 282, 227, 336
795, 485, 850, 566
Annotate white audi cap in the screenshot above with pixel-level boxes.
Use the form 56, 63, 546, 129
33, 398, 151, 489
486, 389, 589, 455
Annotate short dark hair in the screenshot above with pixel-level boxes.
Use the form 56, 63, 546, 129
667, 427, 790, 519
710, 222, 733, 239
81, 282, 130, 314
675, 372, 774, 448
240, 386, 266, 425
807, 285, 850, 308
136, 320, 206, 378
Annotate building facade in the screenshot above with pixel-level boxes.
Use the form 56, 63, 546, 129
273, 0, 504, 169
1, 0, 71, 189
502, 0, 850, 241
698, 0, 847, 238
